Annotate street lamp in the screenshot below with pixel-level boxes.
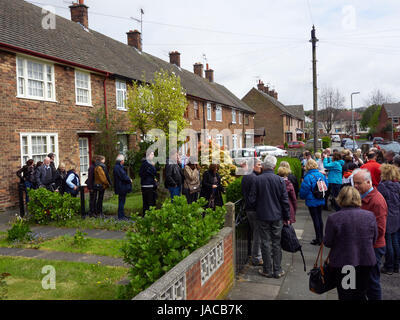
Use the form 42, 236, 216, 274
351, 92, 360, 151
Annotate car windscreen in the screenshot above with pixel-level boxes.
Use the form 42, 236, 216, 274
379, 143, 400, 153
241, 150, 254, 157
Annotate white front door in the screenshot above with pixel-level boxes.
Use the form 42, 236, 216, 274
79, 137, 89, 183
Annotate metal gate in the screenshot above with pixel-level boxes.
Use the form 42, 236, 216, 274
234, 199, 251, 274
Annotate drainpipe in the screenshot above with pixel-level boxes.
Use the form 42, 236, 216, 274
103, 73, 110, 129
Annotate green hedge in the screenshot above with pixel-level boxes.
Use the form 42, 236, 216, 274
27, 188, 80, 224
322, 136, 331, 149
275, 157, 302, 186
120, 196, 226, 299
226, 177, 242, 204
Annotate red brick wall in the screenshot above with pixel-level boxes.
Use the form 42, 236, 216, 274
242, 88, 284, 146
0, 50, 132, 210
186, 232, 234, 300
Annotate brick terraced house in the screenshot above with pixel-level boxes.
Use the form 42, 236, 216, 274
242, 81, 305, 146
0, 0, 255, 210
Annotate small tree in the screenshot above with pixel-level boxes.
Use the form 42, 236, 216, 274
318, 87, 345, 134
126, 69, 189, 147
92, 107, 126, 176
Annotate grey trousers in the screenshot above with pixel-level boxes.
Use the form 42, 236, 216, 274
257, 220, 283, 274
246, 210, 262, 263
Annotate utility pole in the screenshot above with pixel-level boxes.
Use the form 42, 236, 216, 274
310, 25, 319, 153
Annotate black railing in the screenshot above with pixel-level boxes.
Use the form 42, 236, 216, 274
234, 199, 251, 274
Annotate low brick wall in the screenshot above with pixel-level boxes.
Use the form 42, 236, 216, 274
133, 227, 234, 300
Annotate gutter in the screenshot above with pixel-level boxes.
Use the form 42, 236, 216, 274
0, 42, 108, 75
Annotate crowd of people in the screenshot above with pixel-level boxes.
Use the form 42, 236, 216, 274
17, 150, 227, 221
240, 144, 400, 300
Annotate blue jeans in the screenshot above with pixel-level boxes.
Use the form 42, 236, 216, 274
168, 186, 181, 201
367, 247, 386, 300
118, 193, 127, 219
308, 206, 323, 242
384, 232, 400, 271
24, 181, 33, 203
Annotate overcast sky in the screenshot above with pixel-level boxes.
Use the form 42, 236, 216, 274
27, 0, 400, 110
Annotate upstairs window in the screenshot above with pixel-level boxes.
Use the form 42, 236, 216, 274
239, 112, 242, 124
75, 70, 92, 106
244, 114, 249, 125
216, 105, 222, 122
207, 103, 212, 121
194, 101, 200, 119
116, 80, 127, 110
16, 57, 55, 101
232, 109, 236, 124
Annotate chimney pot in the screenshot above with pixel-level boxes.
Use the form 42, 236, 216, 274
169, 51, 181, 67
205, 67, 214, 82
194, 63, 204, 78
257, 81, 265, 92
127, 30, 142, 51
69, 1, 89, 29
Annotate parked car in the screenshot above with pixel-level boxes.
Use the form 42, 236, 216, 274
276, 141, 305, 149
378, 141, 400, 154
373, 137, 384, 144
229, 148, 259, 166
341, 138, 351, 147
343, 139, 358, 150
254, 145, 288, 158
331, 135, 340, 143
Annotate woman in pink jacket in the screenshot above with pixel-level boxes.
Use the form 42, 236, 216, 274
278, 166, 297, 223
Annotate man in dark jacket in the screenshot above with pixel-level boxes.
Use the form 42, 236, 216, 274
113, 155, 132, 220
139, 151, 157, 216
241, 159, 263, 266
249, 155, 290, 279
165, 151, 184, 200
35, 157, 56, 190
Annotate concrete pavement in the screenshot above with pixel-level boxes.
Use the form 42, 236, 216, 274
226, 201, 400, 300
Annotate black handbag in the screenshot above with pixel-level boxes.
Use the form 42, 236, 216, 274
308, 243, 336, 294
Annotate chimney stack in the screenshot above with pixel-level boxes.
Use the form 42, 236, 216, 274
257, 80, 265, 92
194, 63, 204, 78
127, 30, 142, 51
273, 91, 278, 99
169, 51, 181, 67
69, 0, 89, 29
205, 64, 214, 82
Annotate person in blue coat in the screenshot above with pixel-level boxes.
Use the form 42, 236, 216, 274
323, 152, 344, 211
113, 154, 132, 220
64, 167, 80, 197
300, 159, 329, 245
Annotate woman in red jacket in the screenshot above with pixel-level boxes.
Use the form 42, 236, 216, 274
278, 166, 297, 224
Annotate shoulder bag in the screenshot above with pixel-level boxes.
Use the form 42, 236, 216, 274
308, 243, 336, 294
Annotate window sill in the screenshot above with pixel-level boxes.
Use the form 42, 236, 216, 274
16, 96, 58, 103
216, 120, 223, 122
76, 103, 93, 107
117, 107, 128, 112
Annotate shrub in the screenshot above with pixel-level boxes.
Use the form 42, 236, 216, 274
226, 176, 243, 203
120, 196, 226, 299
275, 157, 302, 186
27, 188, 80, 225
284, 142, 289, 149
7, 216, 32, 242
322, 136, 331, 149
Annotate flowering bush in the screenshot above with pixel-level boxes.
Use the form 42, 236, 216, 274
27, 188, 80, 224
7, 215, 32, 242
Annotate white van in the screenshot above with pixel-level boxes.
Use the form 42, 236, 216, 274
331, 135, 340, 143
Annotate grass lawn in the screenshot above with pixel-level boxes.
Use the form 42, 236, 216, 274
103, 193, 143, 215
0, 256, 128, 300
0, 233, 126, 258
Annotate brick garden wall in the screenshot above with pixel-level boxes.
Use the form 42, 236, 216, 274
133, 227, 234, 300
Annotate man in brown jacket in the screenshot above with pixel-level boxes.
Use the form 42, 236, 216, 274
353, 168, 387, 300
93, 155, 111, 217
183, 157, 200, 204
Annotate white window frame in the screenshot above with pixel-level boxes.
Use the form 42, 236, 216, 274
79, 137, 89, 182
75, 69, 92, 106
194, 101, 199, 119
239, 112, 242, 124
232, 109, 236, 124
116, 80, 127, 111
20, 132, 59, 167
216, 134, 223, 147
207, 103, 212, 121
232, 134, 238, 150
216, 105, 222, 122
16, 56, 56, 102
